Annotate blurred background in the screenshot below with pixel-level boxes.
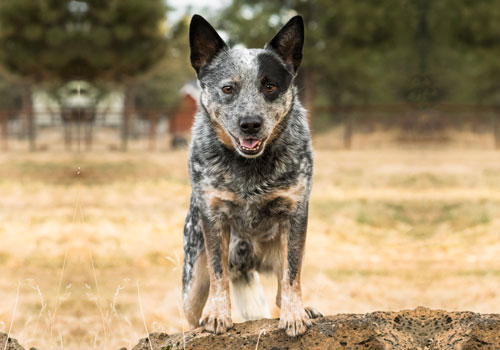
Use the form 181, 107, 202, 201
0, 0, 499, 349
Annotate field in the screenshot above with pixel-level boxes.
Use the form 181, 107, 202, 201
0, 146, 499, 350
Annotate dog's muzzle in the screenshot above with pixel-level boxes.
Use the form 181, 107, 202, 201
236, 115, 265, 155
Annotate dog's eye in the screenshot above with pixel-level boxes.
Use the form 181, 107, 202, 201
222, 86, 233, 94
265, 83, 276, 93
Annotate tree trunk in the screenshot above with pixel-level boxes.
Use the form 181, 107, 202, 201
121, 84, 135, 151
22, 85, 35, 151
1, 112, 7, 151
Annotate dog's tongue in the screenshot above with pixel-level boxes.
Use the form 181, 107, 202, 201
241, 139, 259, 149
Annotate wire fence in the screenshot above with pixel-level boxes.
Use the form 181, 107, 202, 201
1, 104, 499, 151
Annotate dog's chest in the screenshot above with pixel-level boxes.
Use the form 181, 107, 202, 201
202, 178, 307, 235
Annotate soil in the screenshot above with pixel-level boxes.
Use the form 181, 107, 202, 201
0, 334, 26, 350
129, 307, 500, 350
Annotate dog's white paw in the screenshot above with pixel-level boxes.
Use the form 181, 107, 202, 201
199, 313, 233, 334
199, 301, 233, 335
278, 305, 312, 337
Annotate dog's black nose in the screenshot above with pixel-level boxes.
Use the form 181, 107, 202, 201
239, 116, 262, 134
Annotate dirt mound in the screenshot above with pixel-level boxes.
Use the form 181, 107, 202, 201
0, 334, 25, 350
130, 307, 500, 350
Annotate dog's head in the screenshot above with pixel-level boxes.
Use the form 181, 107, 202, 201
189, 14, 304, 158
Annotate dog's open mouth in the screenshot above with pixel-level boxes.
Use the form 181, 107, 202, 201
238, 138, 264, 155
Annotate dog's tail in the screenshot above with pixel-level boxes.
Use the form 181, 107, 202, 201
232, 271, 270, 321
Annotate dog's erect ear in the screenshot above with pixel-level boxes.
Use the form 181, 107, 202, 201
265, 15, 304, 73
189, 15, 228, 74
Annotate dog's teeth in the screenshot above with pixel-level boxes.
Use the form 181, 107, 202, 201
240, 140, 262, 151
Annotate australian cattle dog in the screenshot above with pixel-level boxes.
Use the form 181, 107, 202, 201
181, 14, 321, 337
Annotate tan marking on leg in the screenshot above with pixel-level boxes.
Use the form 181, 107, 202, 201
199, 228, 233, 334
277, 222, 311, 337
183, 251, 209, 329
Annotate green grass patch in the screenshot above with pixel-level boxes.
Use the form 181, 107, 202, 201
312, 198, 496, 239
0, 159, 188, 186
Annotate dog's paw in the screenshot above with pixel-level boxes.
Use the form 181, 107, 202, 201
304, 306, 323, 319
278, 307, 312, 337
199, 313, 233, 335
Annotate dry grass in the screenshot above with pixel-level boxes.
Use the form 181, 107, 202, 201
0, 147, 499, 350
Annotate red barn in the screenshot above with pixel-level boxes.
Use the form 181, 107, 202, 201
169, 81, 200, 148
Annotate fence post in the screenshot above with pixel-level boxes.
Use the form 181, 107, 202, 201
22, 85, 36, 151
1, 111, 7, 151
121, 85, 135, 151
84, 108, 94, 151
149, 111, 158, 151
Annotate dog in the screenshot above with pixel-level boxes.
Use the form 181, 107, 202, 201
181, 14, 321, 337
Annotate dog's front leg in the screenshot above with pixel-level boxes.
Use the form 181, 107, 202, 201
278, 214, 312, 337
199, 216, 233, 334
